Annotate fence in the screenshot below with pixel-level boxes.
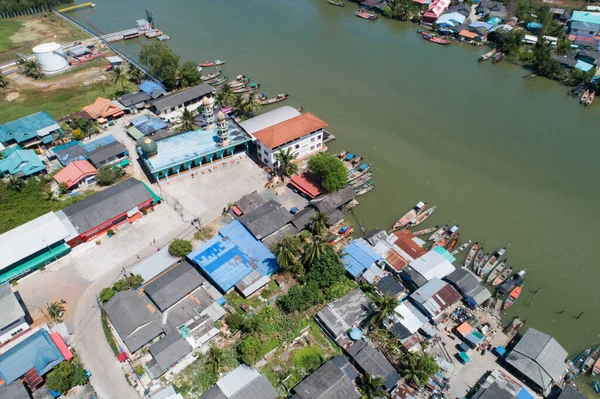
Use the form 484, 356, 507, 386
0, 7, 50, 19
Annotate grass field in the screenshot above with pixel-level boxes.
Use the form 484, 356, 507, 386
0, 20, 22, 54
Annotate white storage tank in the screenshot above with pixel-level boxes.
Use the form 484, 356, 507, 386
32, 42, 68, 73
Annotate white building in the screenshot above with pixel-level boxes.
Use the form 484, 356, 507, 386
0, 283, 30, 345
239, 106, 328, 169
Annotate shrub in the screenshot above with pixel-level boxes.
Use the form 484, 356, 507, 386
225, 313, 245, 331
107, 229, 115, 236
99, 287, 116, 303
292, 346, 323, 374
71, 128, 85, 141
169, 239, 193, 257
134, 365, 145, 376
45, 360, 87, 394
96, 165, 121, 186
237, 335, 261, 365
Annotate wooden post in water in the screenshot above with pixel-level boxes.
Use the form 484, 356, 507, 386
577, 311, 585, 320
526, 286, 544, 307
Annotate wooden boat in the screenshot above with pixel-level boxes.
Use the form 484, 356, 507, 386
228, 75, 248, 88
233, 87, 252, 94
423, 34, 451, 45
201, 70, 221, 81
492, 52, 505, 63
479, 49, 496, 61
356, 183, 374, 196
472, 248, 485, 271
199, 60, 225, 67
523, 73, 537, 79
393, 201, 426, 230
492, 266, 513, 286
586, 90, 595, 106
463, 242, 479, 268
451, 240, 472, 256
498, 269, 526, 296
486, 260, 506, 284
407, 206, 436, 227
583, 346, 600, 374
351, 156, 364, 166
348, 164, 370, 181
257, 93, 288, 105
336, 151, 348, 159
580, 89, 590, 104
503, 285, 522, 309
413, 225, 439, 237
207, 75, 227, 85
444, 226, 459, 248
350, 172, 372, 188
567, 349, 592, 381
479, 246, 507, 277
428, 225, 448, 241
355, 10, 377, 20
593, 357, 600, 376
433, 225, 457, 249
327, 0, 345, 6
416, 29, 426, 34
476, 253, 490, 275
446, 234, 460, 251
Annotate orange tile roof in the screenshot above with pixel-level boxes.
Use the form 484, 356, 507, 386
54, 160, 97, 189
252, 112, 328, 150
83, 97, 125, 119
458, 30, 479, 39
457, 321, 472, 336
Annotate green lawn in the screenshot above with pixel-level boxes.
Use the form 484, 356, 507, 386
0, 20, 22, 53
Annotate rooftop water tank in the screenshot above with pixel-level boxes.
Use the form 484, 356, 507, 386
32, 42, 68, 73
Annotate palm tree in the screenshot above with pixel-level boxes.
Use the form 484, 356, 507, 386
271, 236, 301, 270
127, 63, 144, 84
177, 108, 198, 132
400, 353, 430, 386
7, 176, 23, 191
303, 236, 329, 267
205, 343, 223, 375
232, 94, 245, 115
112, 67, 128, 93
20, 59, 42, 79
242, 95, 262, 116
0, 74, 8, 88
358, 373, 390, 399
274, 148, 299, 177
47, 301, 65, 322
215, 83, 235, 107
310, 211, 329, 236
370, 294, 402, 327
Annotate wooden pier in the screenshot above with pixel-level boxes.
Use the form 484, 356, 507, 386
58, 2, 95, 13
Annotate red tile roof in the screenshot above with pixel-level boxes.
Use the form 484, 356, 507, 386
253, 112, 328, 150
289, 173, 324, 199
83, 97, 125, 119
54, 160, 98, 189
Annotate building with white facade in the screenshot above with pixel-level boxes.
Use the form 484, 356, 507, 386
0, 283, 30, 346
239, 106, 328, 169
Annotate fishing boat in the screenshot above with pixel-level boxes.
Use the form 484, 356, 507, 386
355, 10, 378, 20
416, 29, 426, 34
447, 234, 460, 251
433, 225, 458, 249
233, 87, 252, 94
356, 183, 374, 196
476, 253, 490, 275
228, 75, 248, 88
593, 357, 600, 376
407, 206, 436, 227
451, 240, 472, 256
336, 151, 348, 159
464, 242, 479, 267
498, 269, 526, 296
492, 52, 505, 63
503, 285, 522, 309
583, 346, 600, 374
207, 75, 227, 84
492, 266, 513, 286
393, 201, 426, 230
413, 225, 439, 237
595, 380, 600, 393
567, 349, 592, 381
444, 226, 459, 247
350, 172, 372, 188
327, 0, 345, 6
580, 89, 590, 104
348, 164, 370, 181
351, 156, 363, 166
199, 60, 225, 68
423, 34, 451, 45
472, 248, 485, 271
486, 260, 506, 284
586, 90, 595, 106
257, 93, 288, 105
428, 224, 447, 241
201, 70, 221, 81
479, 49, 496, 61
479, 246, 507, 278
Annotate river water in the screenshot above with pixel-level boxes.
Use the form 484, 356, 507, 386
71, 0, 600, 357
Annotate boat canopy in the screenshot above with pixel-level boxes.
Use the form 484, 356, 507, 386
346, 153, 355, 161
449, 225, 459, 233
494, 345, 507, 356
458, 352, 470, 363
416, 201, 425, 208
359, 164, 369, 171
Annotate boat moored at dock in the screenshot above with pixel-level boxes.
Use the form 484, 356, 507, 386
423, 34, 451, 45
407, 206, 436, 227
451, 240, 472, 256
394, 201, 426, 230
199, 60, 225, 67
503, 285, 522, 309
492, 52, 505, 63
464, 242, 479, 267
428, 224, 447, 241
413, 225, 439, 236
492, 265, 513, 286
327, 0, 345, 6
355, 10, 378, 20
256, 93, 288, 105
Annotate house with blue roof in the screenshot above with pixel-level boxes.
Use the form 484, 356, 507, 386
188, 220, 278, 297
342, 238, 384, 281
0, 149, 46, 178
571, 11, 600, 45
139, 80, 167, 99
0, 112, 62, 148
0, 329, 64, 385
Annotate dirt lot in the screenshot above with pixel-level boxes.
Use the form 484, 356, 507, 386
6, 62, 107, 92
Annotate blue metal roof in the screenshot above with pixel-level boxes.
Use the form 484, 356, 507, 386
83, 134, 117, 152
130, 115, 150, 127
136, 118, 168, 135
0, 112, 61, 145
572, 11, 600, 25
188, 221, 277, 292
0, 149, 45, 177
516, 387, 535, 399
139, 81, 167, 98
575, 60, 595, 72
469, 21, 493, 30
342, 238, 383, 278
0, 330, 64, 384
432, 246, 456, 263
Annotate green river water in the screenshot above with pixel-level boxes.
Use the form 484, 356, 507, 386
72, 0, 599, 378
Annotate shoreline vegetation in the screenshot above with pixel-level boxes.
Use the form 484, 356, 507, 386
364, 0, 598, 92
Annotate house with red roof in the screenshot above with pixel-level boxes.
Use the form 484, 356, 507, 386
423, 0, 451, 22
83, 97, 125, 122
53, 160, 98, 191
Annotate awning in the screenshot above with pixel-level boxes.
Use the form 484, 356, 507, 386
232, 205, 243, 216
458, 352, 470, 363
50, 332, 74, 361
126, 126, 145, 140
456, 321, 472, 337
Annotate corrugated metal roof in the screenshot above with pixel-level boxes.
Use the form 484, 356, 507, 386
0, 283, 25, 330
239, 106, 300, 135
409, 250, 455, 281
410, 278, 461, 318
149, 83, 214, 112
392, 302, 424, 334
144, 261, 206, 311
148, 332, 192, 375
292, 358, 360, 399
238, 200, 292, 240
0, 112, 60, 145
131, 248, 179, 282
342, 239, 383, 279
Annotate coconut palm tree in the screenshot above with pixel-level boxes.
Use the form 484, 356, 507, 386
112, 67, 128, 93
47, 301, 65, 322
20, 59, 42, 79
274, 148, 299, 177
205, 343, 223, 375
215, 83, 235, 107
271, 236, 301, 270
127, 63, 145, 84
370, 294, 402, 327
400, 353, 429, 386
232, 94, 245, 115
310, 211, 329, 236
303, 236, 329, 267
242, 95, 262, 116
7, 176, 23, 191
177, 108, 198, 132
358, 373, 390, 399
0, 74, 8, 88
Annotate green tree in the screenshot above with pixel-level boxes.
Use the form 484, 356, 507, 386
310, 211, 329, 236
45, 360, 88, 394
370, 294, 401, 327
358, 373, 390, 399
274, 147, 299, 177
95, 165, 120, 186
139, 42, 180, 89
271, 235, 301, 271
242, 95, 262, 116
307, 152, 348, 193
225, 312, 245, 331
0, 74, 8, 88
169, 238, 193, 257
127, 63, 145, 84
563, 69, 594, 86
179, 61, 203, 88
99, 287, 116, 303
232, 94, 245, 115
47, 301, 65, 322
205, 343, 224, 375
237, 335, 261, 365
303, 236, 330, 267
304, 247, 345, 288
400, 353, 437, 386
215, 81, 235, 107
278, 282, 322, 312
555, 38, 571, 56
20, 59, 43, 79
7, 176, 23, 192
177, 108, 198, 132
112, 67, 128, 94
532, 40, 563, 79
